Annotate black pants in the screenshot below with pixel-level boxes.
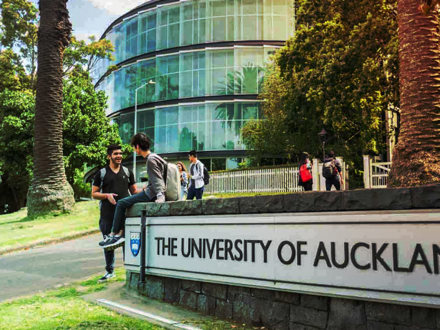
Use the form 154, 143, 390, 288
325, 177, 341, 191
187, 185, 204, 200
100, 217, 117, 273
302, 180, 313, 191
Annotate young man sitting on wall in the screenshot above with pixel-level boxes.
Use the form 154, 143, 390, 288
100, 133, 167, 250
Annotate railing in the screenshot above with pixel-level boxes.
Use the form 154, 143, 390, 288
363, 156, 392, 189
204, 166, 302, 195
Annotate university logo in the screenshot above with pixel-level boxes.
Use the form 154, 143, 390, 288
130, 232, 141, 257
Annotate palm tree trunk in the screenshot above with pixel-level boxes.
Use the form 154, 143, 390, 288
27, 0, 75, 217
388, 0, 440, 186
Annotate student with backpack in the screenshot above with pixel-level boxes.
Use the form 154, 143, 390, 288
100, 133, 172, 251
187, 150, 207, 200
298, 152, 313, 191
322, 151, 344, 191
92, 145, 137, 282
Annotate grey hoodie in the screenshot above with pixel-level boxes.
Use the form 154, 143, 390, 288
145, 153, 166, 199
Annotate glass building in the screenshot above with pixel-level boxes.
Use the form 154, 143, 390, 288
94, 0, 294, 173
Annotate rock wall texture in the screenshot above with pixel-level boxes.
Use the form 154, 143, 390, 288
127, 272, 440, 330
127, 184, 440, 218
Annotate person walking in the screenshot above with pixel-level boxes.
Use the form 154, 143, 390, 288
187, 150, 205, 200
322, 151, 344, 191
176, 161, 188, 200
92, 145, 137, 282
100, 133, 167, 251
298, 152, 313, 191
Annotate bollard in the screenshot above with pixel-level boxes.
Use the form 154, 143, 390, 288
139, 209, 147, 284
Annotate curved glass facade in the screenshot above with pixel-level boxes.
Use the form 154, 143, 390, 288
96, 47, 274, 113
115, 101, 261, 153
95, 0, 294, 166
94, 0, 294, 78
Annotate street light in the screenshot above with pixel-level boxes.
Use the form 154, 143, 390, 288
133, 79, 156, 180
318, 128, 327, 161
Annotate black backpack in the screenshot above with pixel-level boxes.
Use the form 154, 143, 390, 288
203, 165, 210, 185
322, 159, 337, 179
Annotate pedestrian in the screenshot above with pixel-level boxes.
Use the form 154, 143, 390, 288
92, 144, 137, 283
100, 133, 167, 251
322, 151, 344, 191
187, 150, 205, 200
298, 152, 313, 191
176, 161, 188, 200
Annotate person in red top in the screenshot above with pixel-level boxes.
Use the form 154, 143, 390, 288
299, 152, 313, 191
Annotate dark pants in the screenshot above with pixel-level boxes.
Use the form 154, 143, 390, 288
99, 217, 115, 273
187, 185, 204, 200
302, 180, 313, 191
112, 190, 155, 234
325, 177, 341, 191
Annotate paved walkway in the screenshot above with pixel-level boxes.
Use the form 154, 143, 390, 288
0, 234, 123, 302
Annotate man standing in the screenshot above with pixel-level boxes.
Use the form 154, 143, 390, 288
187, 150, 205, 200
92, 145, 137, 282
100, 133, 166, 250
322, 151, 344, 191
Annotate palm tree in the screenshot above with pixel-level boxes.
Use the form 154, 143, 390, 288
388, 0, 440, 187
27, 0, 75, 217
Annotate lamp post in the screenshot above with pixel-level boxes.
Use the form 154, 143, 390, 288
133, 79, 155, 181
318, 128, 327, 161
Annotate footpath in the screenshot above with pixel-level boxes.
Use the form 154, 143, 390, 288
0, 234, 123, 302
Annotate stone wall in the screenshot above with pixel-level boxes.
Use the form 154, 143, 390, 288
127, 184, 440, 218
127, 271, 440, 330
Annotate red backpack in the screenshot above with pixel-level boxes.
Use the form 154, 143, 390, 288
299, 164, 312, 182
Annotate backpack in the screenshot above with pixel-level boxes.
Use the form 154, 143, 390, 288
203, 166, 210, 185
322, 159, 337, 179
299, 164, 312, 183
151, 154, 181, 202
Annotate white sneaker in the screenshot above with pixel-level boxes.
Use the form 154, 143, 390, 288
98, 272, 115, 283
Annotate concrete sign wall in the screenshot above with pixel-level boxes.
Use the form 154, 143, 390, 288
125, 210, 440, 307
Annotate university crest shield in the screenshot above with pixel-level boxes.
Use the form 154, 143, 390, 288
130, 232, 141, 257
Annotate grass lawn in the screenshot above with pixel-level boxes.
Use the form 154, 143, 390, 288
0, 268, 162, 330
0, 201, 100, 253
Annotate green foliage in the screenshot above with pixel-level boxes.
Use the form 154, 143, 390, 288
0, 70, 122, 208
63, 36, 114, 76
243, 0, 399, 178
0, 90, 35, 209
0, 0, 38, 87
63, 69, 122, 187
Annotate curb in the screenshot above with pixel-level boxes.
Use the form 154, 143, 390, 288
97, 299, 201, 330
0, 229, 100, 256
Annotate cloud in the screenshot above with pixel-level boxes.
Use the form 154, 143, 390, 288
87, 0, 146, 16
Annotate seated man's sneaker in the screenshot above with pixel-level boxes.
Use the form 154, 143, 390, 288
98, 235, 112, 247
103, 235, 125, 251
98, 272, 115, 283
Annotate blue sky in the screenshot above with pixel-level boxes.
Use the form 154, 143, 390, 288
30, 0, 146, 40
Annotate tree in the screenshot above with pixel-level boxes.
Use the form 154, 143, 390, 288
0, 71, 122, 212
0, 90, 34, 211
0, 0, 38, 89
243, 0, 399, 181
26, 0, 75, 217
63, 36, 114, 76
388, 0, 440, 186
62, 69, 122, 185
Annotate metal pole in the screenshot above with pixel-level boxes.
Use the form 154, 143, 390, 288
140, 209, 147, 284
133, 89, 138, 180
133, 80, 155, 182
322, 141, 325, 161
